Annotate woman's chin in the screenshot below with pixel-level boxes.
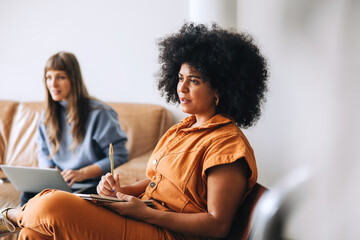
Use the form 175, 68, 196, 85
51, 96, 62, 102
180, 107, 193, 115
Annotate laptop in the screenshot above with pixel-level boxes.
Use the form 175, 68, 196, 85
0, 165, 94, 193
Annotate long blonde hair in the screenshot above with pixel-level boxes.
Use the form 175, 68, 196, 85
43, 51, 90, 157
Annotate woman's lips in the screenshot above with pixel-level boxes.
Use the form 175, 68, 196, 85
180, 98, 191, 104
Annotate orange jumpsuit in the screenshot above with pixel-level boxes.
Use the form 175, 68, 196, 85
16, 114, 257, 240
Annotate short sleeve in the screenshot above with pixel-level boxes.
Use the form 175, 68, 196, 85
202, 133, 257, 188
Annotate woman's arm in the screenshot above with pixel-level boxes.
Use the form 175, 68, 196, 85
107, 160, 249, 238
63, 105, 128, 185
91, 107, 129, 174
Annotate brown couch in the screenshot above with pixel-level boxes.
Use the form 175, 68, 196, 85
0, 100, 175, 210
0, 100, 267, 240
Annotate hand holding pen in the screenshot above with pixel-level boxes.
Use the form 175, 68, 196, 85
97, 172, 120, 197
96, 143, 119, 196
97, 144, 118, 196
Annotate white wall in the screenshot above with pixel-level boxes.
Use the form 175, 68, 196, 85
0, 0, 188, 113
238, 0, 360, 239
238, 0, 344, 185
1, 0, 359, 238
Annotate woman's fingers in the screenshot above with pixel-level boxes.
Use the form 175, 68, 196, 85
61, 169, 74, 182
105, 173, 116, 190
114, 173, 120, 190
98, 174, 117, 196
61, 169, 82, 184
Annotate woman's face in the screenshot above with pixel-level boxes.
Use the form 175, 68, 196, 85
177, 63, 217, 119
45, 70, 71, 102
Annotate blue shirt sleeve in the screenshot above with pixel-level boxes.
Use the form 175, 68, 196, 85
90, 107, 128, 174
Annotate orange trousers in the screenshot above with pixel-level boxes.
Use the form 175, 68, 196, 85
15, 189, 175, 240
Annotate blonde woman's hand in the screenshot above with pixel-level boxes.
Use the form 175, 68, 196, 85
61, 169, 86, 187
97, 173, 121, 197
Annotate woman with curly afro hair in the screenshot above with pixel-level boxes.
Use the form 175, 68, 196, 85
2, 23, 268, 240
157, 22, 268, 128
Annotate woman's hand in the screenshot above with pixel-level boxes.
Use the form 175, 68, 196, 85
97, 173, 122, 197
61, 169, 85, 187
101, 192, 150, 221
61, 165, 102, 187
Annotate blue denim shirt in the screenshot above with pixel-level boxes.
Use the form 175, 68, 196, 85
36, 99, 128, 184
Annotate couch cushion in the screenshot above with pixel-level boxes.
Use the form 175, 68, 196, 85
4, 102, 43, 166
107, 103, 174, 160
115, 150, 152, 185
0, 101, 19, 165
2, 102, 174, 167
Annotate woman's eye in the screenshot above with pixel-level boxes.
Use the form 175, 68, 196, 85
190, 79, 199, 84
178, 77, 184, 82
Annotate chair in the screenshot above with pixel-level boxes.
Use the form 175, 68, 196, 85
249, 167, 312, 240
226, 183, 268, 240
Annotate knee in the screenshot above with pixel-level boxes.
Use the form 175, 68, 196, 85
32, 189, 69, 208
25, 189, 74, 219
18, 190, 81, 233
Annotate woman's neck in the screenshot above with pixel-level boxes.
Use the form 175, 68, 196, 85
191, 112, 217, 128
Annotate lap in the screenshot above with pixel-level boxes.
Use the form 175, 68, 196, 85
17, 189, 171, 240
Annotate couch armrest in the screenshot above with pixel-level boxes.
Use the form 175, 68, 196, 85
0, 101, 19, 165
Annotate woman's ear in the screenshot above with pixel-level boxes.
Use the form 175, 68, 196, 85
214, 91, 219, 106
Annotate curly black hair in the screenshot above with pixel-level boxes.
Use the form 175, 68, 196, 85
156, 22, 269, 128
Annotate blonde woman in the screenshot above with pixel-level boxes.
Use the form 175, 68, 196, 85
20, 51, 128, 206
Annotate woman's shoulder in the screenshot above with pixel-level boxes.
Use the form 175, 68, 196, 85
88, 99, 117, 117
88, 99, 112, 111
201, 117, 251, 151
217, 121, 250, 145
202, 114, 243, 138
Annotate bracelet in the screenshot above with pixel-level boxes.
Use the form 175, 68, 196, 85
0, 207, 16, 232
1, 207, 14, 220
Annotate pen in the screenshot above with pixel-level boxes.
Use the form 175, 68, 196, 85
109, 143, 114, 176
109, 143, 115, 192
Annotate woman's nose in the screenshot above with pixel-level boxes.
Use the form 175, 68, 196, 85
49, 78, 57, 87
178, 80, 189, 92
